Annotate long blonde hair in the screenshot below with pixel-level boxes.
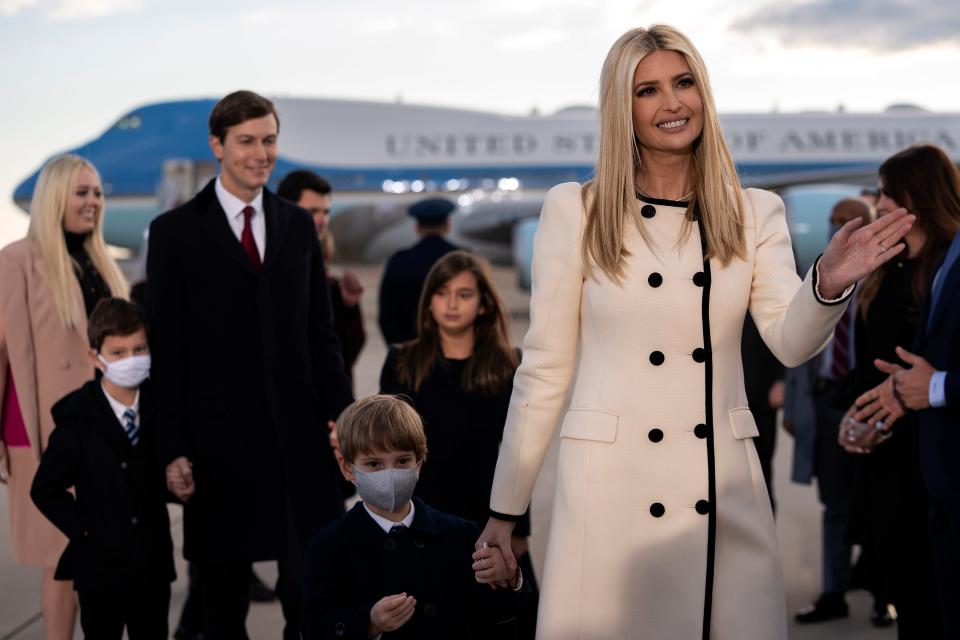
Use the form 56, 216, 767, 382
27, 155, 128, 329
582, 24, 745, 282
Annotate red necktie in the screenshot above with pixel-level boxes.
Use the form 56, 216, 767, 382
241, 206, 261, 271
830, 304, 852, 381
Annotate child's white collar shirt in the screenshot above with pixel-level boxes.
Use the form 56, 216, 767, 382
363, 501, 416, 533
102, 383, 140, 428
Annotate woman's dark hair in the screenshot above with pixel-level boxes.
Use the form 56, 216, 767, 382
87, 297, 148, 351
277, 170, 332, 202
859, 144, 960, 317
395, 251, 518, 395
208, 91, 279, 143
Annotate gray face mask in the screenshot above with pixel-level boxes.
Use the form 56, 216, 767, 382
352, 465, 420, 512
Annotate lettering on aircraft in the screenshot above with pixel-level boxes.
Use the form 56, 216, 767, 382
726, 127, 957, 155
385, 133, 596, 158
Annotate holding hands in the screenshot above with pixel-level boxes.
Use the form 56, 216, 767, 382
472, 543, 519, 588
165, 456, 195, 501
817, 209, 915, 299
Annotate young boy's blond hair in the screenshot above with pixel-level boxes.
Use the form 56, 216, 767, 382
336, 395, 428, 464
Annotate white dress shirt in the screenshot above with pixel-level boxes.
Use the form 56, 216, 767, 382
102, 383, 140, 429
363, 501, 416, 533
215, 176, 266, 260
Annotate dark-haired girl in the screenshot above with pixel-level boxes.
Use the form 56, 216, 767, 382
380, 250, 536, 636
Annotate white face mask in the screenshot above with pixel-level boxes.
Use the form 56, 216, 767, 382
98, 354, 151, 388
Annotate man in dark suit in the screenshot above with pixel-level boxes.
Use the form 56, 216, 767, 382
859, 228, 960, 637
147, 90, 353, 640
785, 198, 873, 624
377, 199, 459, 345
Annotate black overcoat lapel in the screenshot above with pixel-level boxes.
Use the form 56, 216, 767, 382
261, 190, 290, 273
194, 181, 260, 276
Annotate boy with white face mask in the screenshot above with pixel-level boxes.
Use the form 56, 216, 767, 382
31, 298, 175, 639
302, 395, 528, 640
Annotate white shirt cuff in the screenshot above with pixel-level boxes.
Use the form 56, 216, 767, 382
930, 371, 948, 408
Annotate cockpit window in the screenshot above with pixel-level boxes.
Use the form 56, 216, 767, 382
115, 115, 142, 130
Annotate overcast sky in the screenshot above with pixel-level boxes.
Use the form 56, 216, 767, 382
2, 0, 958, 245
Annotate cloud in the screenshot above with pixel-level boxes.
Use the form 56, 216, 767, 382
495, 26, 568, 51
0, 0, 39, 16
47, 0, 143, 20
730, 0, 960, 52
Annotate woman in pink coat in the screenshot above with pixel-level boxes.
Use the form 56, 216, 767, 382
0, 154, 128, 638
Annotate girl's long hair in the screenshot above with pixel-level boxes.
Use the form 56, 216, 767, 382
582, 24, 745, 283
858, 144, 960, 318
395, 251, 518, 395
27, 155, 128, 329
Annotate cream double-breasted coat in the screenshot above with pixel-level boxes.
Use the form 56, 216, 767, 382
490, 183, 852, 639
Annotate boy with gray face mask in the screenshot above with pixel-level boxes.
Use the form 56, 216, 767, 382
301, 395, 528, 640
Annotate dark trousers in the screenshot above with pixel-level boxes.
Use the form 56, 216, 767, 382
751, 404, 778, 511
928, 499, 960, 639
851, 428, 942, 639
196, 556, 302, 639
78, 581, 170, 640
187, 493, 305, 640
812, 386, 856, 595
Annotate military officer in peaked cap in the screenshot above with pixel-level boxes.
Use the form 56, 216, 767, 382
378, 198, 460, 345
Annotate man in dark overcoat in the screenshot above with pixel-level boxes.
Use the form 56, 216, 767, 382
147, 90, 353, 639
377, 198, 459, 345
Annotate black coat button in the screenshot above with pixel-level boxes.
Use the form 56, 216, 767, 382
693, 272, 706, 287
120, 461, 128, 469
648, 428, 664, 443
414, 537, 426, 549
424, 602, 439, 617
648, 272, 663, 288
692, 348, 705, 363
650, 503, 666, 518
694, 423, 709, 439
696, 500, 710, 515
384, 538, 398, 551
335, 622, 346, 637
649, 351, 665, 366
641, 204, 656, 218
131, 517, 139, 525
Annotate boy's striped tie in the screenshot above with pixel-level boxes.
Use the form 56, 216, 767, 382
123, 408, 140, 446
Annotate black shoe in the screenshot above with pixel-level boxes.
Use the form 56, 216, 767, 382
173, 626, 205, 640
870, 602, 895, 628
249, 570, 277, 603
794, 593, 849, 624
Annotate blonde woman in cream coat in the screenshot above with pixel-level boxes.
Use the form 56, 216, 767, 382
475, 25, 915, 640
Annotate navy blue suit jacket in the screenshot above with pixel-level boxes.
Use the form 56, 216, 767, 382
913, 254, 960, 505
301, 498, 527, 639
377, 236, 459, 345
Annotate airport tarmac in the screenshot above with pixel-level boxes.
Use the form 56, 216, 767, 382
0, 264, 896, 639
